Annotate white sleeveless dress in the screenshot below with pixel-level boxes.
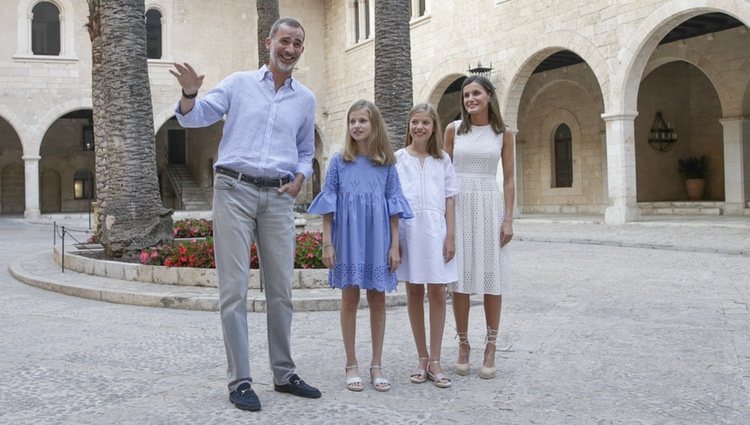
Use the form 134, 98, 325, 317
448, 122, 511, 295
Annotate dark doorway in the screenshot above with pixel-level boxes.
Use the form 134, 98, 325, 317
167, 129, 186, 164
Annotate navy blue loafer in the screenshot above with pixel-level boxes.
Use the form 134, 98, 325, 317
274, 374, 321, 399
229, 383, 261, 411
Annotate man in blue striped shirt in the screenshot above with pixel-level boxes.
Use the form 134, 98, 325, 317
170, 16, 320, 411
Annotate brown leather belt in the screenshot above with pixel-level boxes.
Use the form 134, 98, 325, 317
215, 167, 291, 188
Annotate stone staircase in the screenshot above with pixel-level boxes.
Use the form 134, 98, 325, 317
166, 164, 211, 211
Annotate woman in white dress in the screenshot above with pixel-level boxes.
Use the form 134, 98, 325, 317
396, 103, 459, 388
444, 75, 515, 379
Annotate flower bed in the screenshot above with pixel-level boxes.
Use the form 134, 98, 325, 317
140, 231, 325, 269
173, 218, 213, 238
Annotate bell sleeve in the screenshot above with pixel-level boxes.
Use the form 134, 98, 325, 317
307, 154, 340, 215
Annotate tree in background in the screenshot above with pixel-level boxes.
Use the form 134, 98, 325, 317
374, 0, 413, 150
256, 0, 280, 67
85, 0, 172, 257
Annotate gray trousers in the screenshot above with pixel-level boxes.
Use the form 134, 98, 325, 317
212, 173, 296, 391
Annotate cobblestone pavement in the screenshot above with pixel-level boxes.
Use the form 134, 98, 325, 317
1, 215, 749, 424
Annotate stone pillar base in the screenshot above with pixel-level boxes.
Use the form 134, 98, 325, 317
722, 203, 745, 215
23, 209, 41, 221
605, 205, 639, 225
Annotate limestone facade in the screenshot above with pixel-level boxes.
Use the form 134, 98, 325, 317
1, 0, 749, 223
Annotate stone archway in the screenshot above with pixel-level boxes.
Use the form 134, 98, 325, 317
615, 1, 750, 115
514, 52, 606, 215
636, 61, 724, 202
155, 116, 221, 210
428, 74, 466, 130
0, 116, 25, 214
502, 32, 610, 130
39, 108, 96, 213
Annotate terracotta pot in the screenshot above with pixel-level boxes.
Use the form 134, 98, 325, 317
685, 178, 705, 201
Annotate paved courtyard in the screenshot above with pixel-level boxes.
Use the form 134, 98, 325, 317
1, 215, 749, 424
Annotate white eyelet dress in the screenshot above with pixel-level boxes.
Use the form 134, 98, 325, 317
448, 122, 511, 295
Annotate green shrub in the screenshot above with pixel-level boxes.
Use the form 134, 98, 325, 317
678, 155, 708, 179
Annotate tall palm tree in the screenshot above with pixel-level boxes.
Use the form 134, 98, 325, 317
86, 0, 172, 257
256, 0, 280, 67
374, 0, 413, 150
85, 0, 106, 219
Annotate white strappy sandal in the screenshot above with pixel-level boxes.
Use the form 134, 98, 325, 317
369, 365, 391, 392
345, 364, 363, 392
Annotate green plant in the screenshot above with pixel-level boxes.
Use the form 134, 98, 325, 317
678, 155, 708, 179
294, 231, 325, 269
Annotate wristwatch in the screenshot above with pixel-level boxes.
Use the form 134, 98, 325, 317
182, 89, 198, 99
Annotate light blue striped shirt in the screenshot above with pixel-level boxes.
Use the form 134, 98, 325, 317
175, 65, 316, 180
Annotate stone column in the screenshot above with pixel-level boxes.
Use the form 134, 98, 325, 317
513, 129, 523, 217
719, 117, 750, 214
601, 112, 639, 224
22, 155, 40, 220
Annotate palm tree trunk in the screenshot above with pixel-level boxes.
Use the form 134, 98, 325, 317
256, 0, 280, 67
88, 0, 172, 257
374, 0, 413, 150
85, 0, 107, 230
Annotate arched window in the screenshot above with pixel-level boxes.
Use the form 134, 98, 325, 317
73, 169, 95, 200
31, 1, 60, 55
146, 9, 162, 59
554, 124, 573, 188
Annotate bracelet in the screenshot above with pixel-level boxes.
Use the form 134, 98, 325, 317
181, 88, 198, 99
322, 244, 333, 249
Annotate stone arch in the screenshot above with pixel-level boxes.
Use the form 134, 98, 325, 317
642, 49, 730, 117
522, 78, 604, 117
297, 125, 326, 207
538, 108, 584, 197
425, 74, 466, 127
636, 60, 724, 201
415, 57, 471, 105
35, 99, 93, 156
502, 31, 610, 128
615, 0, 750, 115
0, 105, 32, 155
154, 107, 178, 132
144, 0, 173, 61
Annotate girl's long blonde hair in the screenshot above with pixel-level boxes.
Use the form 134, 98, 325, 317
342, 99, 395, 165
404, 102, 444, 159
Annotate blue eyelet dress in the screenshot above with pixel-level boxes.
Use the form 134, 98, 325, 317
308, 153, 414, 292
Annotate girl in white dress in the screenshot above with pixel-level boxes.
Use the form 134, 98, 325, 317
396, 103, 459, 388
444, 76, 515, 380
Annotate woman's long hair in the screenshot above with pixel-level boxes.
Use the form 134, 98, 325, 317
457, 75, 505, 135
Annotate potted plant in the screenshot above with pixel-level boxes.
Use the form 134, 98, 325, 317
678, 155, 708, 200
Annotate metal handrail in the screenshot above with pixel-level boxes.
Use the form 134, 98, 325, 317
163, 152, 184, 210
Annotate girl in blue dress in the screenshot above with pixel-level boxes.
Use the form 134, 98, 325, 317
308, 99, 413, 393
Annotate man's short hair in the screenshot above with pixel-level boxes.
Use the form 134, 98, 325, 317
269, 17, 305, 41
